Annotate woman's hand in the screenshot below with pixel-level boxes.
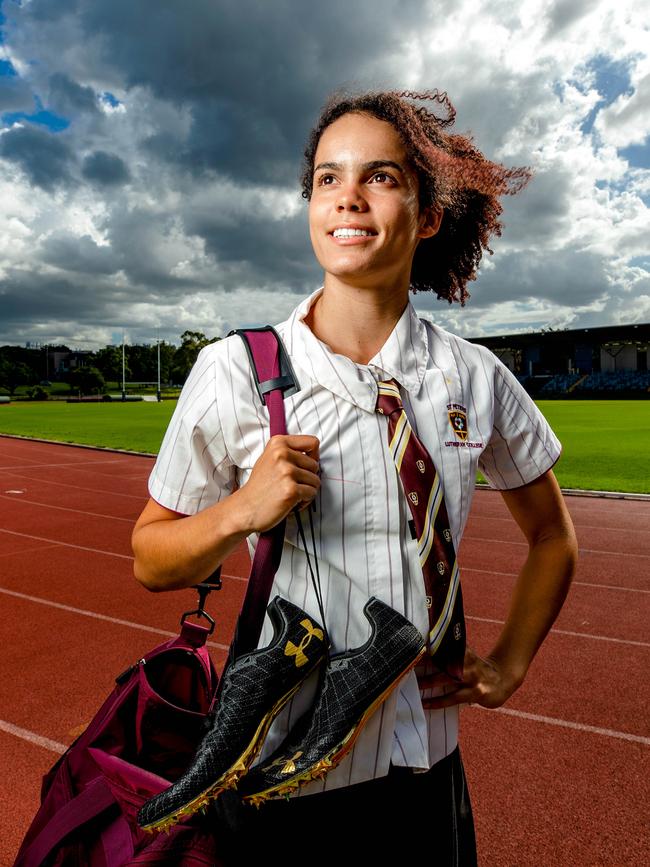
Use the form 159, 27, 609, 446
234, 434, 321, 534
419, 647, 523, 710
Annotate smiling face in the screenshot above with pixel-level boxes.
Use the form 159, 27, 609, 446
308, 112, 441, 292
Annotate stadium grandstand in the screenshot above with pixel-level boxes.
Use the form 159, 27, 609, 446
469, 323, 650, 398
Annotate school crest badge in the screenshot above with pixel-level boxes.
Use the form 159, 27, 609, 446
448, 408, 468, 442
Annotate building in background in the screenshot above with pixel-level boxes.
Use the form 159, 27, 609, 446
469, 323, 650, 397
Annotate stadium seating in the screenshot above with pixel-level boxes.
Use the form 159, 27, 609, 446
576, 371, 650, 394
540, 373, 582, 394
536, 370, 650, 395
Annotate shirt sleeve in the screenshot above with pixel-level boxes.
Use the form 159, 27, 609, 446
478, 356, 562, 490
148, 344, 235, 514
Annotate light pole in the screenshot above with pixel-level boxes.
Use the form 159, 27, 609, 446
121, 332, 126, 402
157, 338, 161, 402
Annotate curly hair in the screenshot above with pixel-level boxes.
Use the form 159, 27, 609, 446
301, 89, 532, 305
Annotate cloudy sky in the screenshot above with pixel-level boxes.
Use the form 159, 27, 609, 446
0, 0, 648, 350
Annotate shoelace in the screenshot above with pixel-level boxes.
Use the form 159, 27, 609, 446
293, 502, 329, 652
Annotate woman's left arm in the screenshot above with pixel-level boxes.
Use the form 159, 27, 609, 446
423, 468, 578, 710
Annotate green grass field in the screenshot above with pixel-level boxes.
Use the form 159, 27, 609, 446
0, 399, 648, 493
0, 401, 176, 455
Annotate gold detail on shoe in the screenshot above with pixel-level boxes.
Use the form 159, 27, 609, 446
263, 750, 304, 775
284, 619, 324, 668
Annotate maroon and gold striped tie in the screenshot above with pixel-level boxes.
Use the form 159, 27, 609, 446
376, 379, 466, 680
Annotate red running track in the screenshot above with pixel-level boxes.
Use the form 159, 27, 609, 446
0, 437, 648, 866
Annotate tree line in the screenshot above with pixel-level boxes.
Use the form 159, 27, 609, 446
0, 331, 220, 396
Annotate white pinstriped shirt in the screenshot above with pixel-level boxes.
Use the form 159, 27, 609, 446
149, 286, 562, 796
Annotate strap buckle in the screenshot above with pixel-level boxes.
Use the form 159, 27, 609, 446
228, 325, 300, 405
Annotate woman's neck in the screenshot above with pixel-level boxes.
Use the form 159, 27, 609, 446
305, 277, 410, 365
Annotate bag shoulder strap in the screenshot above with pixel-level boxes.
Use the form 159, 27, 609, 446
15, 777, 126, 867
230, 325, 300, 416
224, 326, 299, 660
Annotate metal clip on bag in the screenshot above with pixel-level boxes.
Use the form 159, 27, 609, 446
14, 327, 297, 867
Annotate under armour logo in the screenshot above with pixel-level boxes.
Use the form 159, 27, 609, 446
437, 562, 446, 575
416, 460, 425, 473
408, 492, 419, 506
284, 619, 324, 668
443, 529, 452, 542
264, 751, 303, 775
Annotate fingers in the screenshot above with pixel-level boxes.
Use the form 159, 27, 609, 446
268, 435, 320, 474
417, 672, 458, 690
290, 450, 321, 475
283, 434, 320, 461
421, 687, 476, 710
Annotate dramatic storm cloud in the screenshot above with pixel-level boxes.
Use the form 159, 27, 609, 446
0, 0, 648, 348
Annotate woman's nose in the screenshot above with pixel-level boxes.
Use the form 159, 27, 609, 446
336, 182, 368, 212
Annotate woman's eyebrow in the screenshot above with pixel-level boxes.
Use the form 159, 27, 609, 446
314, 159, 405, 174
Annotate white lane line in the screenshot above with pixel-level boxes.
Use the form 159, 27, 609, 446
0, 449, 56, 466
0, 586, 229, 651
0, 458, 131, 471
3, 470, 146, 501
222, 571, 248, 584
463, 534, 650, 558
0, 719, 67, 754
466, 615, 650, 648
570, 580, 650, 594
0, 493, 135, 523
473, 706, 650, 746
7, 703, 649, 758
0, 542, 60, 560
461, 567, 650, 594
467, 514, 649, 534
579, 547, 649, 558
0, 528, 134, 560
0, 529, 247, 580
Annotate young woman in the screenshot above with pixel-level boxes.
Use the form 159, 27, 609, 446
132, 90, 578, 864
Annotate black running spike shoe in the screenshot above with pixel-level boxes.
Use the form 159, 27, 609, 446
239, 597, 426, 806
137, 596, 327, 832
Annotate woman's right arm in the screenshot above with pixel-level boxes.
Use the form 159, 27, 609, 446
132, 434, 320, 592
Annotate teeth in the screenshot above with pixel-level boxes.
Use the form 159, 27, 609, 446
332, 228, 374, 238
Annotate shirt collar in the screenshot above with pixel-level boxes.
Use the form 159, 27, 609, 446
288, 287, 431, 413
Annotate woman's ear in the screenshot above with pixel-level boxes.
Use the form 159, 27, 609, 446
417, 205, 443, 240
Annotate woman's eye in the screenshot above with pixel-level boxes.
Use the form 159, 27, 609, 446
370, 172, 394, 184
317, 174, 336, 186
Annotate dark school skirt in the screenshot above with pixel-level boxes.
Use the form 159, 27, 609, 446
213, 746, 477, 866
